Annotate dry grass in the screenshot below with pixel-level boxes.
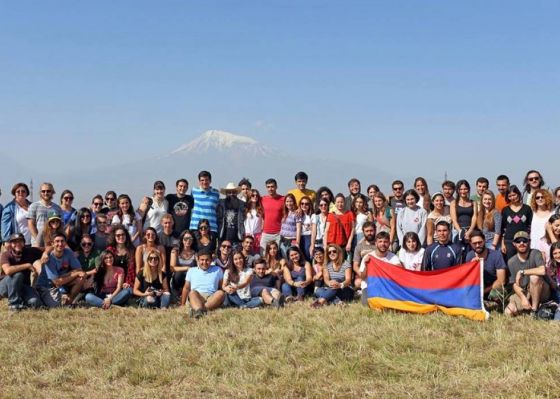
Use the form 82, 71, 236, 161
0, 302, 559, 398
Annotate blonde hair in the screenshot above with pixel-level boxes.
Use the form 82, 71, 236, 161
477, 190, 496, 232
142, 249, 163, 284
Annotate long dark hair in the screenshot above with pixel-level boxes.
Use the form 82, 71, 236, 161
94, 250, 115, 292
71, 207, 93, 241
107, 224, 135, 253
227, 249, 246, 283
286, 246, 305, 270
549, 242, 560, 279
117, 194, 136, 220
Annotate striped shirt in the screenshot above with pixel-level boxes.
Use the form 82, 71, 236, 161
189, 187, 220, 232
326, 261, 351, 283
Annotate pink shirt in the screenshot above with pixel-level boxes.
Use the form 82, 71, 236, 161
101, 266, 125, 294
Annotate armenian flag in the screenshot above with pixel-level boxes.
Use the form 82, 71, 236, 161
367, 257, 488, 321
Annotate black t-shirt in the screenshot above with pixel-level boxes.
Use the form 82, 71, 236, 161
166, 194, 194, 235
250, 274, 277, 289
0, 247, 43, 285
135, 272, 165, 292
158, 231, 180, 276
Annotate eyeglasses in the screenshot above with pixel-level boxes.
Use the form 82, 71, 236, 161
328, 249, 337, 255
115, 233, 125, 238
251, 194, 259, 198
63, 196, 74, 200
221, 245, 232, 249
15, 189, 27, 194
148, 257, 159, 261
41, 190, 52, 194
81, 242, 93, 247
514, 239, 529, 244
93, 202, 103, 206
528, 176, 540, 181
301, 202, 310, 206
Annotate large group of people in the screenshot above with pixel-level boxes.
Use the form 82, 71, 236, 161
1, 169, 560, 319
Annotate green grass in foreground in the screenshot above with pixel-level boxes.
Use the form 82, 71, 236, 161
1, 302, 559, 398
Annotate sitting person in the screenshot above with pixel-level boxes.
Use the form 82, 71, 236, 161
133, 249, 171, 309
505, 231, 552, 317
311, 244, 353, 307
76, 234, 101, 292
170, 230, 197, 296
85, 250, 131, 309
34, 233, 86, 307
398, 232, 424, 271
422, 221, 462, 271
250, 258, 285, 308
281, 246, 313, 302
181, 249, 225, 318
222, 250, 262, 309
465, 230, 507, 310
0, 233, 43, 311
311, 247, 326, 290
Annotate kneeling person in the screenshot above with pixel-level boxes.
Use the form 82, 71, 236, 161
181, 249, 225, 317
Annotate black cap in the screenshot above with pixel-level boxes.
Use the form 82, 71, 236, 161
8, 233, 25, 242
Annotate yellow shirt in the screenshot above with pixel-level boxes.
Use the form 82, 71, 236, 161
287, 188, 317, 206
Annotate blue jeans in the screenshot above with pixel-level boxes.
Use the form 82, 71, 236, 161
226, 292, 263, 308
300, 235, 312, 262
0, 272, 42, 308
315, 286, 354, 303
281, 274, 306, 297
137, 292, 171, 309
85, 288, 132, 307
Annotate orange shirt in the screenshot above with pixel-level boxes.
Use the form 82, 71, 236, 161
495, 193, 508, 212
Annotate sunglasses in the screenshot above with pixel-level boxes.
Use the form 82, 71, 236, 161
528, 176, 540, 181
183, 236, 193, 240
93, 202, 103, 206
221, 245, 232, 249
80, 214, 91, 219
392, 187, 403, 191
148, 257, 159, 261
105, 197, 115, 201
301, 202, 310, 206
41, 190, 52, 194
535, 196, 544, 200
81, 242, 93, 247
328, 249, 337, 255
199, 226, 209, 230
514, 239, 529, 244
63, 196, 74, 200
115, 233, 125, 238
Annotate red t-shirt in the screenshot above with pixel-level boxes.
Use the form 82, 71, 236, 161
262, 195, 285, 234
326, 211, 355, 246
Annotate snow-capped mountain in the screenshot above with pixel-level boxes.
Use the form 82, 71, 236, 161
171, 130, 274, 157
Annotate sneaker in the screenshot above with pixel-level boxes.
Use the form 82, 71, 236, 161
8, 304, 24, 312
272, 295, 285, 309
285, 296, 295, 303
278, 294, 285, 308
193, 309, 206, 319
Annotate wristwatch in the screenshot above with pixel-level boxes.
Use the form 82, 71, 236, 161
521, 270, 525, 276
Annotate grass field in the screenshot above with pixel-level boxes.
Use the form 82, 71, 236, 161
1, 302, 558, 398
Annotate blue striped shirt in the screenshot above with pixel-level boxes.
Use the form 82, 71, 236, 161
189, 187, 220, 232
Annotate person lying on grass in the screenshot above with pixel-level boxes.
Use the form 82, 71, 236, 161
181, 249, 225, 318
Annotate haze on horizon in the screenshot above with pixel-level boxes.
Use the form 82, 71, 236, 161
1, 1, 559, 199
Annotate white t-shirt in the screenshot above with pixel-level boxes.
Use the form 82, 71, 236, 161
398, 248, 425, 271
311, 214, 327, 242
224, 267, 253, 300
530, 212, 553, 249
143, 199, 168, 234
244, 209, 263, 236
15, 204, 31, 245
359, 250, 401, 289
301, 214, 312, 236
113, 212, 142, 246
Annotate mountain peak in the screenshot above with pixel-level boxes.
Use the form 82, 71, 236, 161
171, 130, 273, 156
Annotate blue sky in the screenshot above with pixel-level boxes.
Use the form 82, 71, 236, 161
1, 1, 559, 191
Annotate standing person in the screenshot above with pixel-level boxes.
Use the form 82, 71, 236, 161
450, 180, 478, 244
399, 232, 425, 271
1, 183, 32, 246
222, 250, 262, 309
0, 233, 43, 311
165, 178, 194, 235
476, 190, 502, 250
495, 175, 510, 212
352, 194, 372, 245
279, 194, 301, 259
344, 178, 362, 212
140, 181, 168, 234
315, 186, 336, 213
366, 184, 380, 211
466, 230, 507, 309
396, 189, 428, 247
281, 246, 313, 302
501, 185, 533, 261
89, 195, 105, 229
422, 221, 462, 271
102, 191, 119, 222
505, 232, 551, 317
311, 244, 354, 307
471, 177, 489, 203
111, 194, 142, 246
67, 208, 95, 251
59, 189, 77, 228
170, 230, 197, 295
237, 178, 252, 203
529, 189, 554, 250
352, 222, 376, 289
133, 249, 171, 309
414, 177, 431, 212
217, 183, 246, 247
27, 182, 62, 247
243, 189, 264, 253
372, 192, 395, 245
260, 178, 285, 253
426, 192, 451, 246
441, 180, 456, 206
553, 186, 560, 214
389, 180, 406, 218
310, 198, 329, 252
522, 170, 546, 205
189, 171, 220, 234
288, 171, 317, 206
323, 194, 355, 255
34, 233, 85, 307
181, 249, 225, 318
85, 250, 131, 309
158, 214, 180, 283
298, 196, 314, 260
